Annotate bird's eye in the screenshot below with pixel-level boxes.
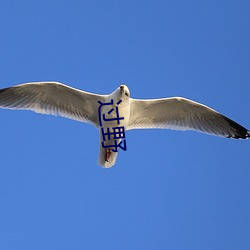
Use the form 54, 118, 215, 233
125, 92, 129, 97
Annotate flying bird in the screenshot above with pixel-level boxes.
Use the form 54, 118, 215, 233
0, 82, 249, 168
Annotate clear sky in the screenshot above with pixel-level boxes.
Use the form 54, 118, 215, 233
0, 1, 249, 249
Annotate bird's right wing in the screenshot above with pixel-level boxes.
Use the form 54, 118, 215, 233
128, 97, 249, 139
0, 82, 106, 127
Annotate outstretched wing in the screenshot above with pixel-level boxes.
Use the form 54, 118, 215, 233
0, 82, 106, 127
128, 97, 249, 139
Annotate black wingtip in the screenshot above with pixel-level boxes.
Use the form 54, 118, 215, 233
222, 115, 250, 139
0, 88, 8, 94
247, 131, 250, 138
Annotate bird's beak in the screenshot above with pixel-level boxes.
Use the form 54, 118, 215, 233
120, 85, 125, 93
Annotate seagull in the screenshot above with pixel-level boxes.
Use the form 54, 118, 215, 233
0, 82, 249, 168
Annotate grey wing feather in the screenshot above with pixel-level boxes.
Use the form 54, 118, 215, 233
0, 82, 106, 127
128, 97, 249, 139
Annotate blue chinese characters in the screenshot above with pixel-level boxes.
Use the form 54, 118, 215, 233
98, 99, 127, 152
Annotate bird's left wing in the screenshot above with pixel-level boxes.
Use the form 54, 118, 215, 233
0, 82, 106, 127
128, 97, 249, 139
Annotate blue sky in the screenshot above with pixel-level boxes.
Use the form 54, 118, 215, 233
0, 1, 249, 249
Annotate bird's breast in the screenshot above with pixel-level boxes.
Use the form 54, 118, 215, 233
99, 102, 130, 130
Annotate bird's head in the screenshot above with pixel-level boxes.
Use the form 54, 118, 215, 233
110, 84, 130, 103
119, 84, 130, 98
111, 84, 130, 101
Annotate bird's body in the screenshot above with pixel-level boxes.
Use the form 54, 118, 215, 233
0, 82, 249, 168
97, 86, 130, 167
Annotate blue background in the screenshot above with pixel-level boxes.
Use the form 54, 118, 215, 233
0, 1, 249, 249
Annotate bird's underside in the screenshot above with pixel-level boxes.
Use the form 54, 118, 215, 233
0, 81, 249, 168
